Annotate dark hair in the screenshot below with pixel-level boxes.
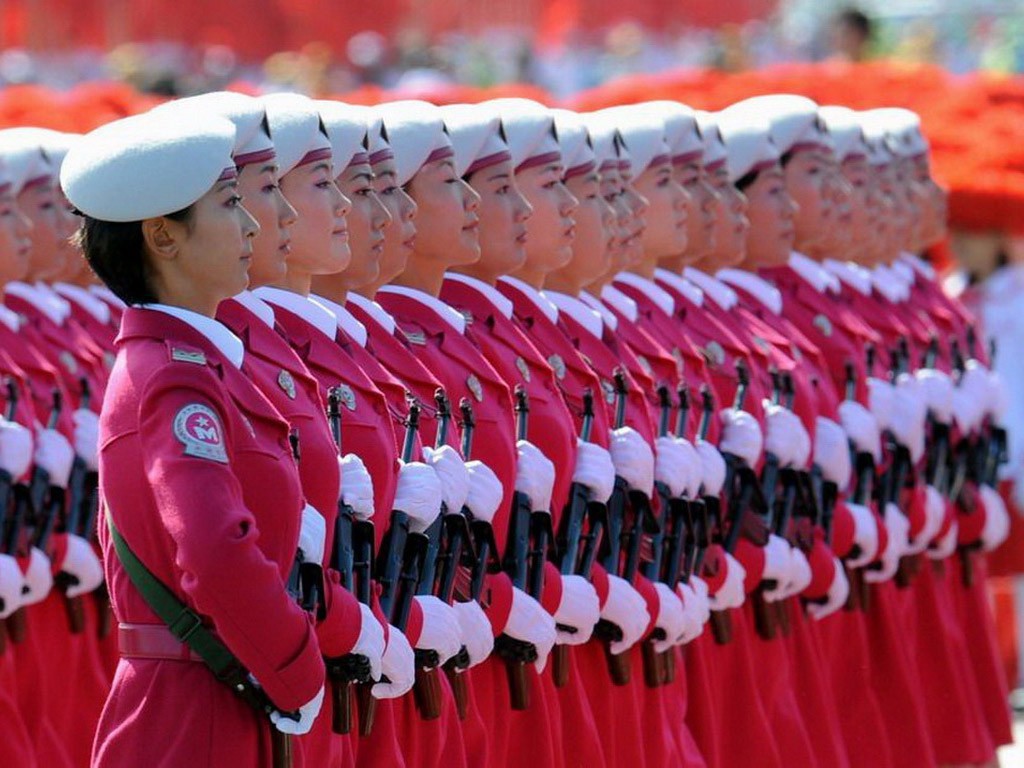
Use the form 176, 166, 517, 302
836, 8, 872, 41
735, 168, 760, 192
73, 206, 193, 305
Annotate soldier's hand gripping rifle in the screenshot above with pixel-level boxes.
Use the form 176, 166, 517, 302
325, 387, 376, 736
879, 338, 916, 589
0, 379, 19, 652
551, 389, 598, 688
360, 396, 424, 737
843, 362, 872, 612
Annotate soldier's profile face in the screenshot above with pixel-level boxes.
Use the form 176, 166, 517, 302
279, 159, 353, 278
405, 158, 481, 268
634, 160, 688, 261
336, 160, 391, 290
236, 161, 295, 288
0, 189, 32, 285
371, 157, 417, 285
742, 164, 796, 268
516, 160, 578, 274
467, 158, 532, 279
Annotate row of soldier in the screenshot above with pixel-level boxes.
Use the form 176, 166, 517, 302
0, 88, 1012, 768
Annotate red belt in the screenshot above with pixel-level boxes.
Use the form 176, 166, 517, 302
119, 623, 203, 663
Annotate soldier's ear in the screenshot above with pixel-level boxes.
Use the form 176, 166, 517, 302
141, 217, 179, 261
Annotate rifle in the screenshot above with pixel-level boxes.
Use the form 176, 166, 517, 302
325, 388, 374, 736
494, 386, 535, 710
842, 362, 871, 612
360, 396, 424, 737
552, 389, 597, 688
0, 379, 18, 652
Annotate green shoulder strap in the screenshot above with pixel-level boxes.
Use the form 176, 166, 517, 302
106, 508, 274, 715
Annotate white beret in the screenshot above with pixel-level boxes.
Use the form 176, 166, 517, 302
0, 128, 54, 193
8, 127, 80, 175
262, 93, 332, 176
374, 100, 451, 186
334, 103, 392, 164
695, 111, 728, 169
642, 101, 703, 162
818, 106, 870, 163
150, 91, 274, 165
716, 107, 779, 183
593, 106, 670, 177
581, 113, 624, 170
858, 111, 898, 166
549, 109, 595, 177
728, 94, 830, 156
60, 112, 236, 222
484, 98, 560, 171
440, 104, 510, 177
861, 107, 928, 158
316, 101, 369, 173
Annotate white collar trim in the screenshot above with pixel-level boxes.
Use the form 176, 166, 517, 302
347, 293, 397, 335
140, 303, 244, 369
823, 259, 873, 296
615, 272, 675, 316
253, 286, 339, 341
655, 268, 704, 307
378, 284, 466, 334
312, 293, 368, 347
53, 282, 111, 325
0, 303, 19, 332
598, 284, 636, 323
899, 252, 936, 280
543, 290, 604, 339
88, 284, 127, 309
871, 264, 908, 303
498, 275, 559, 323
788, 252, 840, 294
231, 290, 276, 329
716, 268, 783, 314
445, 272, 514, 320
683, 267, 737, 310
5, 281, 68, 325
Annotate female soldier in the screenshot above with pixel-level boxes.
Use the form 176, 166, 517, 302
62, 111, 327, 766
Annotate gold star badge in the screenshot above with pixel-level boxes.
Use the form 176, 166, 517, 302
466, 374, 484, 402
278, 370, 296, 400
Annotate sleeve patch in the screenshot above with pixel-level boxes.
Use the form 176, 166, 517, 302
173, 403, 229, 463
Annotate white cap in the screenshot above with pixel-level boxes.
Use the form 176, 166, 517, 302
695, 111, 728, 170
12, 127, 81, 174
716, 107, 779, 183
593, 106, 670, 177
858, 111, 898, 166
549, 108, 595, 178
728, 94, 831, 156
440, 104, 510, 177
339, 104, 393, 165
818, 106, 870, 163
61, 112, 236, 222
150, 91, 275, 166
374, 100, 452, 186
316, 101, 370, 173
861, 107, 928, 158
582, 113, 626, 171
261, 93, 332, 176
643, 101, 703, 162
0, 128, 55, 193
484, 98, 560, 172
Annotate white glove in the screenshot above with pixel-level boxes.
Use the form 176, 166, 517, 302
412, 595, 462, 666
600, 574, 649, 655
915, 369, 954, 425
34, 428, 74, 488
689, 575, 712, 626
864, 502, 910, 583
676, 579, 709, 645
838, 401, 882, 463
393, 461, 443, 533
954, 365, 991, 435
718, 408, 763, 467
806, 559, 850, 621
764, 405, 810, 468
652, 582, 687, 652
573, 440, 615, 503
867, 378, 896, 433
297, 504, 326, 566
814, 417, 852, 487
695, 439, 727, 495
270, 685, 324, 735
785, 548, 813, 598
761, 534, 792, 601
464, 461, 503, 523
452, 600, 493, 668
928, 518, 958, 561
986, 367, 1009, 423
72, 408, 100, 472
350, 603, 385, 681
372, 626, 415, 699
906, 485, 944, 555
21, 547, 53, 606
59, 534, 104, 598
845, 502, 880, 567
980, 484, 1011, 552
552, 574, 600, 645
707, 552, 746, 610
516, 440, 555, 512
0, 553, 25, 619
891, 375, 927, 463
0, 419, 33, 479
504, 587, 557, 672
654, 436, 697, 498
609, 427, 655, 494
339, 454, 375, 520
422, 445, 470, 513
